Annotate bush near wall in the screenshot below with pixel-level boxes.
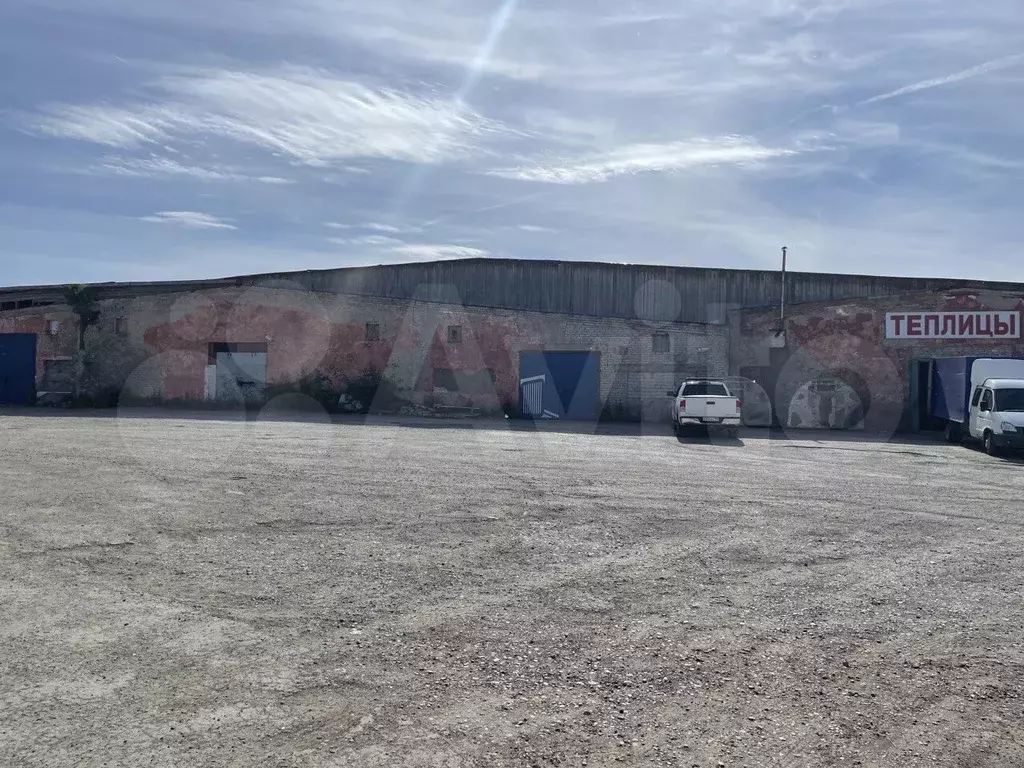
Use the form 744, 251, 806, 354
265, 373, 343, 411
340, 368, 403, 413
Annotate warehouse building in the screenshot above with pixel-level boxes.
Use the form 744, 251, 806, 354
1, 258, 1021, 431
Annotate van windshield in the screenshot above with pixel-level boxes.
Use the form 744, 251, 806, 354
682, 383, 729, 397
994, 389, 1024, 412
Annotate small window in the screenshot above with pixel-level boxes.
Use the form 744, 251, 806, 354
652, 332, 670, 354
115, 317, 128, 336
447, 325, 462, 344
47, 320, 61, 336
365, 322, 380, 341
980, 390, 994, 412
971, 387, 983, 407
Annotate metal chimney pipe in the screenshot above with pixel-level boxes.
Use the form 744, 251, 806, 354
780, 246, 788, 328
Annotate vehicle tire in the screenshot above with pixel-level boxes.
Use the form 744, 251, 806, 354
984, 431, 1000, 457
944, 421, 961, 444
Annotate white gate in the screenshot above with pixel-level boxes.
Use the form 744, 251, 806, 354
520, 374, 545, 417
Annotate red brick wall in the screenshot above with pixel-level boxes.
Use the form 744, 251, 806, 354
90, 286, 726, 415
134, 292, 555, 405
733, 290, 1024, 431
0, 309, 76, 383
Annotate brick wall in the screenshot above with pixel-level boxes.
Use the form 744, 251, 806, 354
73, 286, 729, 419
731, 289, 1024, 432
0, 306, 76, 385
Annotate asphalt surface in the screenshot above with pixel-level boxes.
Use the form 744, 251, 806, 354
1, 412, 1023, 768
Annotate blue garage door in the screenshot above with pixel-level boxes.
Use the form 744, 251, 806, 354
519, 351, 600, 420
0, 333, 37, 406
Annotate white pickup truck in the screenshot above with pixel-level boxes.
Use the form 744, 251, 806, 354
667, 379, 742, 436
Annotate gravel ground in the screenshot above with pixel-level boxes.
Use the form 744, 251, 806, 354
1, 411, 1023, 768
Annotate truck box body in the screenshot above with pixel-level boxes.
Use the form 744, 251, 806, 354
930, 357, 1024, 424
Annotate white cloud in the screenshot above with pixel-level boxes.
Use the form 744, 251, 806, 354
11, 0, 1024, 285
330, 234, 406, 246
324, 221, 423, 234
32, 65, 508, 167
594, 12, 688, 27
860, 52, 1024, 105
517, 224, 555, 233
33, 105, 174, 147
520, 109, 616, 147
139, 211, 237, 230
92, 156, 293, 184
391, 244, 489, 260
308, 1, 549, 83
488, 137, 798, 184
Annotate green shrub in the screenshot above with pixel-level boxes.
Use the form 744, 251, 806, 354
342, 367, 403, 413
265, 373, 342, 410
70, 386, 123, 408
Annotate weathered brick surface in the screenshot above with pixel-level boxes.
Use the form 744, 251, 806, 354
0, 307, 76, 382
731, 289, 1024, 432
14, 280, 1021, 430
68, 286, 729, 419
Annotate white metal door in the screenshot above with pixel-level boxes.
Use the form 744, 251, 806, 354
968, 387, 983, 437
977, 388, 995, 437
520, 375, 545, 417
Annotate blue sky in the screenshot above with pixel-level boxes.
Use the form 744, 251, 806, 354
2, 0, 1024, 286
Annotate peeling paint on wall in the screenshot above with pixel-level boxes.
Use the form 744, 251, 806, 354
731, 289, 1024, 432
0, 307, 76, 383
57, 286, 729, 419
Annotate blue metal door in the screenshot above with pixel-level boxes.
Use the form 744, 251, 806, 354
519, 351, 600, 420
0, 333, 38, 405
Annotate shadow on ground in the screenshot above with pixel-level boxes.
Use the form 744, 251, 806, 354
0, 405, 973, 451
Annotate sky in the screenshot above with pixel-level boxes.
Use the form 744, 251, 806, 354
2, 0, 1024, 286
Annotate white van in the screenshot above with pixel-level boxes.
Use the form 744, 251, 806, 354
968, 378, 1024, 455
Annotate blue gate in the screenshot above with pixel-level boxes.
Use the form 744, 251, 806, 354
519, 351, 600, 420
0, 333, 38, 405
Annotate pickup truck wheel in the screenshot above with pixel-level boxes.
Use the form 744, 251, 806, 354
984, 431, 1000, 456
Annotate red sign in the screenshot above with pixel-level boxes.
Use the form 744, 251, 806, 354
885, 311, 1020, 340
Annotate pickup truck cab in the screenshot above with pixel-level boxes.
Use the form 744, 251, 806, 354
667, 380, 742, 436
968, 378, 1024, 455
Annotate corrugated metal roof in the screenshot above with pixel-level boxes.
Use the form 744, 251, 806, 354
2, 257, 1021, 324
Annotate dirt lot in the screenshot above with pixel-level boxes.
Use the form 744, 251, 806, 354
1, 412, 1023, 768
